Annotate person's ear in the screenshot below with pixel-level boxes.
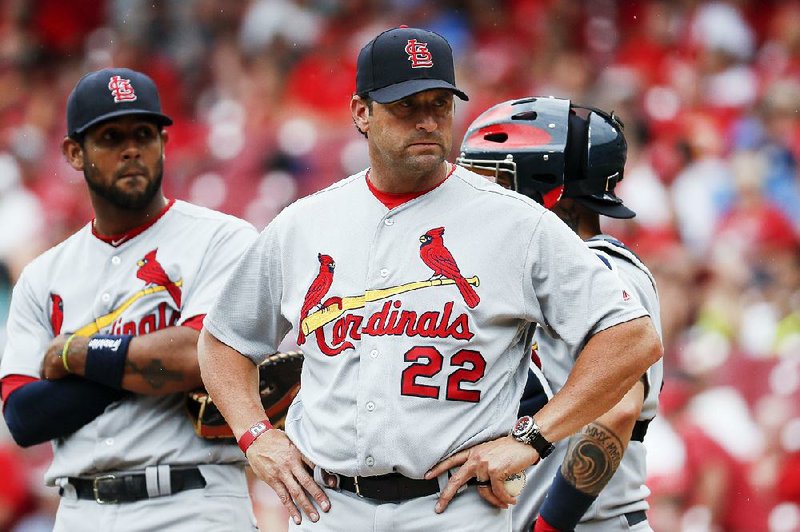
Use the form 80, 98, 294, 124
160, 128, 169, 159
61, 137, 84, 171
351, 95, 370, 135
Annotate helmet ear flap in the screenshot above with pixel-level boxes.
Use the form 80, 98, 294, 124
562, 104, 634, 218
585, 109, 627, 192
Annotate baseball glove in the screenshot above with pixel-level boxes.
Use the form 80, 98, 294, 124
186, 350, 304, 439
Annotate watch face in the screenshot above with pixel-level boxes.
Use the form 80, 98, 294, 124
513, 416, 533, 437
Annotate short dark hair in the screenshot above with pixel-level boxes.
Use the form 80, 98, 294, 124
68, 132, 85, 145
358, 94, 374, 111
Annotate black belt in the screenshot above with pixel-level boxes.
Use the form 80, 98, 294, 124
67, 466, 206, 504
338, 472, 441, 502
625, 510, 647, 526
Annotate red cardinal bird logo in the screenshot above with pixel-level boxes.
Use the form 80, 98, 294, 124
136, 248, 182, 308
419, 227, 480, 308
50, 293, 64, 336
297, 254, 336, 345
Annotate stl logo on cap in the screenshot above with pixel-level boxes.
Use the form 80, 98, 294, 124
108, 75, 137, 103
405, 39, 433, 68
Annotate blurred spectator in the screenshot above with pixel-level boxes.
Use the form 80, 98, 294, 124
669, 113, 736, 256
239, 0, 322, 56
690, 1, 758, 110
0, 443, 56, 532
0, 153, 44, 280
0, 443, 33, 530
648, 378, 771, 531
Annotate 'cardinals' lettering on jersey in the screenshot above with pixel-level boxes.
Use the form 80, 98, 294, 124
0, 200, 257, 484
206, 167, 648, 479
512, 235, 663, 531
296, 228, 480, 356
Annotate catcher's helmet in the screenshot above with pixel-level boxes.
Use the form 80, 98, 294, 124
458, 96, 635, 218
457, 97, 569, 208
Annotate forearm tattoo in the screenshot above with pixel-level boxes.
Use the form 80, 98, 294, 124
561, 421, 624, 496
125, 359, 183, 389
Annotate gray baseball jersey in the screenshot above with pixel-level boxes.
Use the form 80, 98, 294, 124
513, 235, 663, 531
1, 200, 257, 483
206, 166, 649, 482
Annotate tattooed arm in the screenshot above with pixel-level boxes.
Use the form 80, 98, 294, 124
119, 326, 201, 394
535, 379, 645, 531
41, 326, 201, 395
561, 380, 644, 495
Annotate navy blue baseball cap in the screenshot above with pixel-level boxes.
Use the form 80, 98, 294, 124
66, 68, 173, 137
356, 26, 468, 104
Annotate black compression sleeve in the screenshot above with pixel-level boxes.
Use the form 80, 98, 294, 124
2, 376, 127, 447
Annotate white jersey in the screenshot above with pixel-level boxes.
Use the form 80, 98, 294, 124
205, 167, 648, 479
0, 200, 257, 484
513, 235, 663, 531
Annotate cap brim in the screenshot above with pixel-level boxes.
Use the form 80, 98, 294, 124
71, 110, 173, 136
576, 196, 636, 219
368, 78, 469, 103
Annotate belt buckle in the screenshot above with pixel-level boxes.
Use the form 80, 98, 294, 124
93, 474, 118, 504
353, 476, 363, 498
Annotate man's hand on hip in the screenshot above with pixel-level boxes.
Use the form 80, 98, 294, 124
425, 435, 539, 513
246, 428, 330, 525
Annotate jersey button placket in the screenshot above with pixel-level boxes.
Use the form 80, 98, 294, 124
358, 215, 397, 474
111, 256, 121, 266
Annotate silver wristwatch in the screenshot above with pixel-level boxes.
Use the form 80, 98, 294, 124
511, 415, 555, 459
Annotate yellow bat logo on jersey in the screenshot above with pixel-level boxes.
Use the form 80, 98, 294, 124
72, 280, 184, 337
300, 276, 479, 336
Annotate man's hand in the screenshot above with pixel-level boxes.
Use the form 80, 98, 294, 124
246, 428, 330, 525
41, 335, 87, 380
425, 435, 539, 513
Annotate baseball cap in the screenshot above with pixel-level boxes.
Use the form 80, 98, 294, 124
356, 26, 468, 104
66, 68, 173, 137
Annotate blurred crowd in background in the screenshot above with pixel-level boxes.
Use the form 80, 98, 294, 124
0, 0, 798, 530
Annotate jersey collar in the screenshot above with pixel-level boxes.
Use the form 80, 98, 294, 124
366, 163, 455, 210
91, 199, 176, 247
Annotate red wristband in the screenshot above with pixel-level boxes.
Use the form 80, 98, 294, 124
237, 419, 273, 453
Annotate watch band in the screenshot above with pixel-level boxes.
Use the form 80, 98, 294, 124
529, 423, 555, 459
